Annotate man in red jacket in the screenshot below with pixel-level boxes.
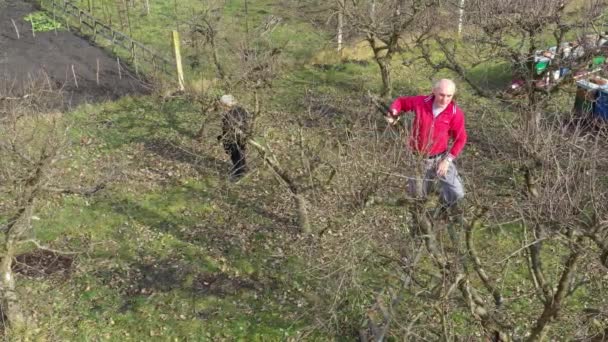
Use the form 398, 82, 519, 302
386, 79, 467, 207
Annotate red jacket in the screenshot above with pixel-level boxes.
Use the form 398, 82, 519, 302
389, 95, 467, 159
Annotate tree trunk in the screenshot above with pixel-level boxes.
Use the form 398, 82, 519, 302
458, 0, 465, 36
247, 140, 313, 234
411, 204, 446, 268
370, 0, 376, 23
210, 38, 225, 80
295, 194, 311, 234
366, 33, 393, 97
523, 82, 541, 134
525, 31, 541, 134
0, 207, 33, 331
527, 250, 580, 341
143, 0, 150, 15
0, 247, 25, 331
0, 145, 53, 330
525, 110, 541, 135
337, 0, 344, 52
377, 57, 392, 97
244, 0, 250, 48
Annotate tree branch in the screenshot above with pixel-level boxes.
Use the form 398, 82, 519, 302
17, 239, 79, 256
465, 207, 503, 307
527, 243, 582, 341
44, 182, 107, 197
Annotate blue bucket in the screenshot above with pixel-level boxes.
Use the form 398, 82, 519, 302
595, 89, 608, 120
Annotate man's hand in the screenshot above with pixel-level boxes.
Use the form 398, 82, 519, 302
436, 158, 450, 178
385, 116, 398, 125
385, 109, 399, 125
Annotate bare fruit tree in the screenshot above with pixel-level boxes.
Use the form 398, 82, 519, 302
186, 2, 226, 80
338, 0, 438, 97
416, 0, 608, 131
509, 116, 608, 341
278, 90, 608, 339
405, 113, 608, 340
0, 75, 110, 330
0, 80, 67, 330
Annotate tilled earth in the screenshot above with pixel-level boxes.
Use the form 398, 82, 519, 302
0, 0, 150, 108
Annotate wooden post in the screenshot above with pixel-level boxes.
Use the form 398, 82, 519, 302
64, 3, 70, 31
30, 16, 36, 38
111, 30, 116, 54
131, 42, 138, 75
148, 50, 153, 75
10, 19, 20, 39
172, 30, 185, 91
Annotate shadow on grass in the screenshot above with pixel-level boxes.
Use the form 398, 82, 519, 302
141, 138, 297, 230
81, 93, 299, 238
276, 62, 377, 110
90, 255, 263, 318
143, 137, 230, 177
103, 182, 295, 250
93, 96, 201, 149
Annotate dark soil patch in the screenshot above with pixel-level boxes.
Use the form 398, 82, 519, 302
13, 249, 74, 278
0, 0, 150, 108
136, 261, 190, 293
192, 272, 258, 298
99, 258, 192, 298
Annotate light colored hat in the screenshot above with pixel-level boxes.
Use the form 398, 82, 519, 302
220, 94, 237, 106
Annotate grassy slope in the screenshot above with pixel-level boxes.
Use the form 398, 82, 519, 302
12, 1, 608, 340
20, 96, 314, 340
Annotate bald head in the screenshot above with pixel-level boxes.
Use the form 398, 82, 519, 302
432, 79, 456, 108
433, 79, 456, 92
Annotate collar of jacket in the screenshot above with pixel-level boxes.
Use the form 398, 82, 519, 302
424, 94, 457, 115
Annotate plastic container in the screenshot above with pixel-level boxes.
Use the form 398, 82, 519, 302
592, 55, 606, 67
535, 60, 550, 74
594, 89, 608, 120
576, 79, 601, 90
573, 86, 595, 116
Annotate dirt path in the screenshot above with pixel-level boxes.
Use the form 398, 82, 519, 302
0, 0, 150, 108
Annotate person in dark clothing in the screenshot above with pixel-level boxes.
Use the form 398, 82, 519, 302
218, 95, 251, 179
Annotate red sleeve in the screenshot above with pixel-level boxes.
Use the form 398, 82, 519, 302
448, 109, 467, 159
389, 96, 419, 117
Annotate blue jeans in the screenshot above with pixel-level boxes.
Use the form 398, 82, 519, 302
408, 157, 464, 206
